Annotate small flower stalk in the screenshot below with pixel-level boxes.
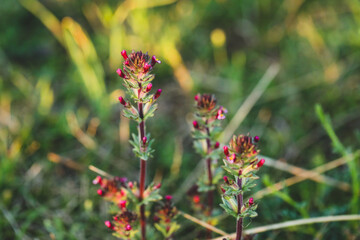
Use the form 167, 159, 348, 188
220, 134, 265, 240
93, 50, 179, 240
192, 94, 227, 225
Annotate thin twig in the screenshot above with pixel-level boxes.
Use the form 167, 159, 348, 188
221, 63, 280, 142
211, 214, 360, 240
179, 211, 229, 236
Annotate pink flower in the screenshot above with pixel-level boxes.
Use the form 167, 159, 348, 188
121, 50, 128, 60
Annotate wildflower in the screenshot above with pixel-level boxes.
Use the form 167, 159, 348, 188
257, 158, 265, 168
249, 197, 254, 206
105, 220, 114, 230
154, 89, 162, 99
116, 68, 126, 78
118, 96, 127, 106
146, 83, 152, 92
121, 50, 128, 60
192, 121, 199, 129
151, 55, 161, 67
223, 146, 229, 156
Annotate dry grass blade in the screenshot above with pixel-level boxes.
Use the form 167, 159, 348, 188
253, 152, 357, 200
211, 214, 360, 240
179, 211, 229, 236
261, 155, 351, 192
221, 63, 280, 142
47, 152, 85, 171
88, 165, 114, 178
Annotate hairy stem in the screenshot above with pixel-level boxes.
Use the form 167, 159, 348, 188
138, 100, 147, 240
235, 177, 243, 240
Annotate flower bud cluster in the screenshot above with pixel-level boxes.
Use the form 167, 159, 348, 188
117, 50, 162, 124
220, 134, 265, 220
93, 176, 138, 238
153, 195, 180, 239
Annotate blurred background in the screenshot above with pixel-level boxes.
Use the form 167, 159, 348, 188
0, 0, 359, 239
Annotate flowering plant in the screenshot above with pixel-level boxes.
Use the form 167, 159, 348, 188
93, 50, 179, 240
221, 134, 265, 240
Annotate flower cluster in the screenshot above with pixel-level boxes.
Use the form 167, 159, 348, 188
153, 195, 180, 239
220, 134, 264, 221
93, 175, 164, 239
93, 176, 139, 238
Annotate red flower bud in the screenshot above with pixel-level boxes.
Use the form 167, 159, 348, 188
223, 176, 229, 184
154, 183, 161, 189
128, 182, 133, 188
254, 136, 260, 142
105, 220, 114, 229
92, 176, 102, 185
124, 60, 130, 66
97, 189, 104, 196
151, 55, 161, 67
116, 68, 126, 78
165, 195, 173, 201
146, 83, 152, 92
142, 136, 147, 145
125, 224, 132, 231
192, 120, 199, 129
194, 95, 199, 101
221, 187, 226, 193
119, 200, 126, 209
143, 63, 151, 72
223, 146, 229, 156
257, 158, 265, 168
154, 89, 162, 99
118, 96, 127, 106
193, 195, 200, 204
214, 142, 220, 149
249, 197, 254, 206
121, 50, 128, 60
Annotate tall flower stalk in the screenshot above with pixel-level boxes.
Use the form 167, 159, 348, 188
117, 50, 162, 240
192, 94, 226, 234
221, 135, 265, 240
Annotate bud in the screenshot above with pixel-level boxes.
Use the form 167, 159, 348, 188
105, 220, 114, 229
118, 96, 127, 106
128, 182, 133, 188
257, 158, 265, 168
121, 50, 128, 60
125, 224, 132, 231
214, 141, 220, 149
223, 176, 229, 184
223, 146, 229, 156
165, 195, 173, 201
249, 197, 254, 206
254, 136, 260, 142
142, 136, 147, 145
194, 94, 199, 101
124, 60, 130, 66
154, 183, 161, 189
154, 89, 162, 99
193, 195, 200, 204
221, 187, 226, 193
116, 68, 126, 78
92, 176, 102, 185
143, 63, 151, 72
97, 189, 104, 196
151, 55, 161, 67
192, 121, 199, 129
119, 200, 127, 209
146, 83, 152, 92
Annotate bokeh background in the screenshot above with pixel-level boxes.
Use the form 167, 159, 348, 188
0, 0, 359, 239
